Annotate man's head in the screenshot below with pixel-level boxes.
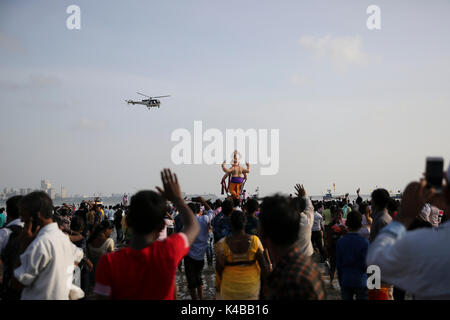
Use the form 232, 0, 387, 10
259, 194, 300, 248
87, 220, 114, 244
356, 196, 363, 206
6, 195, 23, 223
231, 210, 247, 232
232, 197, 240, 208
359, 202, 370, 216
371, 188, 390, 211
126, 190, 166, 235
214, 199, 222, 210
244, 198, 259, 215
188, 202, 201, 214
19, 191, 53, 227
222, 199, 233, 216
70, 215, 85, 233
387, 197, 398, 217
330, 205, 342, 221
345, 211, 362, 231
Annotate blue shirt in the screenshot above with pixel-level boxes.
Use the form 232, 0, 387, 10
188, 210, 215, 261
212, 212, 232, 243
106, 209, 114, 221
336, 232, 369, 288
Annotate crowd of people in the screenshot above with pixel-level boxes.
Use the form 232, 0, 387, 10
0, 166, 449, 300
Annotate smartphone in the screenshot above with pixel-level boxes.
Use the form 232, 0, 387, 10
425, 157, 444, 193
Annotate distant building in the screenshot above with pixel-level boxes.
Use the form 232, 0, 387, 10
41, 179, 51, 191
26, 188, 33, 194
20, 188, 27, 195
61, 187, 67, 199
48, 188, 56, 200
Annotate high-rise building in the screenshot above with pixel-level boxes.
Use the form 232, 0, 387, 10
48, 188, 56, 200
41, 179, 51, 191
61, 187, 67, 199
20, 188, 27, 195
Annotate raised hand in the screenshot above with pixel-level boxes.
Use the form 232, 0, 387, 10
156, 168, 183, 202
294, 184, 306, 198
396, 179, 435, 227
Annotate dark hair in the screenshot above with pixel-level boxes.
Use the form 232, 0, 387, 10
359, 202, 369, 215
126, 190, 166, 235
87, 220, 113, 244
70, 215, 85, 232
187, 202, 196, 212
313, 201, 322, 211
232, 198, 240, 208
371, 189, 390, 210
6, 195, 23, 220
259, 194, 300, 246
214, 199, 223, 210
330, 205, 341, 220
19, 191, 53, 219
356, 196, 363, 205
346, 211, 362, 230
222, 200, 233, 216
387, 198, 398, 215
231, 210, 246, 231
244, 198, 259, 215
188, 202, 201, 214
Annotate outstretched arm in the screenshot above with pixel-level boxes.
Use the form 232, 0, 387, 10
242, 162, 250, 174
222, 161, 232, 174
221, 172, 230, 183
156, 169, 200, 245
294, 184, 314, 218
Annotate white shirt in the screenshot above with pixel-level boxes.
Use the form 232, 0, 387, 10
366, 220, 450, 299
14, 223, 84, 300
312, 211, 324, 232
0, 218, 24, 256
298, 196, 314, 257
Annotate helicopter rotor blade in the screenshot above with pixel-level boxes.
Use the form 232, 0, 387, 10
152, 95, 171, 98
136, 92, 151, 98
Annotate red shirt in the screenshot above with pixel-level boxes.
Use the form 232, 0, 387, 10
94, 233, 189, 300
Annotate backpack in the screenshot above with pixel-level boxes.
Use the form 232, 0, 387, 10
0, 224, 24, 300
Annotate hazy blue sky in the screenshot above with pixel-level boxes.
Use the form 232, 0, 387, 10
1, 0, 449, 197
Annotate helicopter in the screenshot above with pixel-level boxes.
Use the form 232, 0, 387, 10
125, 92, 170, 109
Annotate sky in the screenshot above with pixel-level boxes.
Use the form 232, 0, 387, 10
1, 0, 450, 197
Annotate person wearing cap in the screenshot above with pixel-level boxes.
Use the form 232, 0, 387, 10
366, 165, 450, 299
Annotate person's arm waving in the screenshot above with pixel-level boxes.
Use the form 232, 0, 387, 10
156, 169, 200, 245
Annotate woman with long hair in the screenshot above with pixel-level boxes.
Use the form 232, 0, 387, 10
215, 210, 269, 300
87, 220, 114, 291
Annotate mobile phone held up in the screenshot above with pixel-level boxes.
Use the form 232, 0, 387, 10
425, 157, 444, 193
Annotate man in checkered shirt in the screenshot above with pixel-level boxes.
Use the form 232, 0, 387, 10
259, 191, 326, 300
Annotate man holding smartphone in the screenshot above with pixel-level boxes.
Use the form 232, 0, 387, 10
12, 191, 84, 300
367, 162, 450, 299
